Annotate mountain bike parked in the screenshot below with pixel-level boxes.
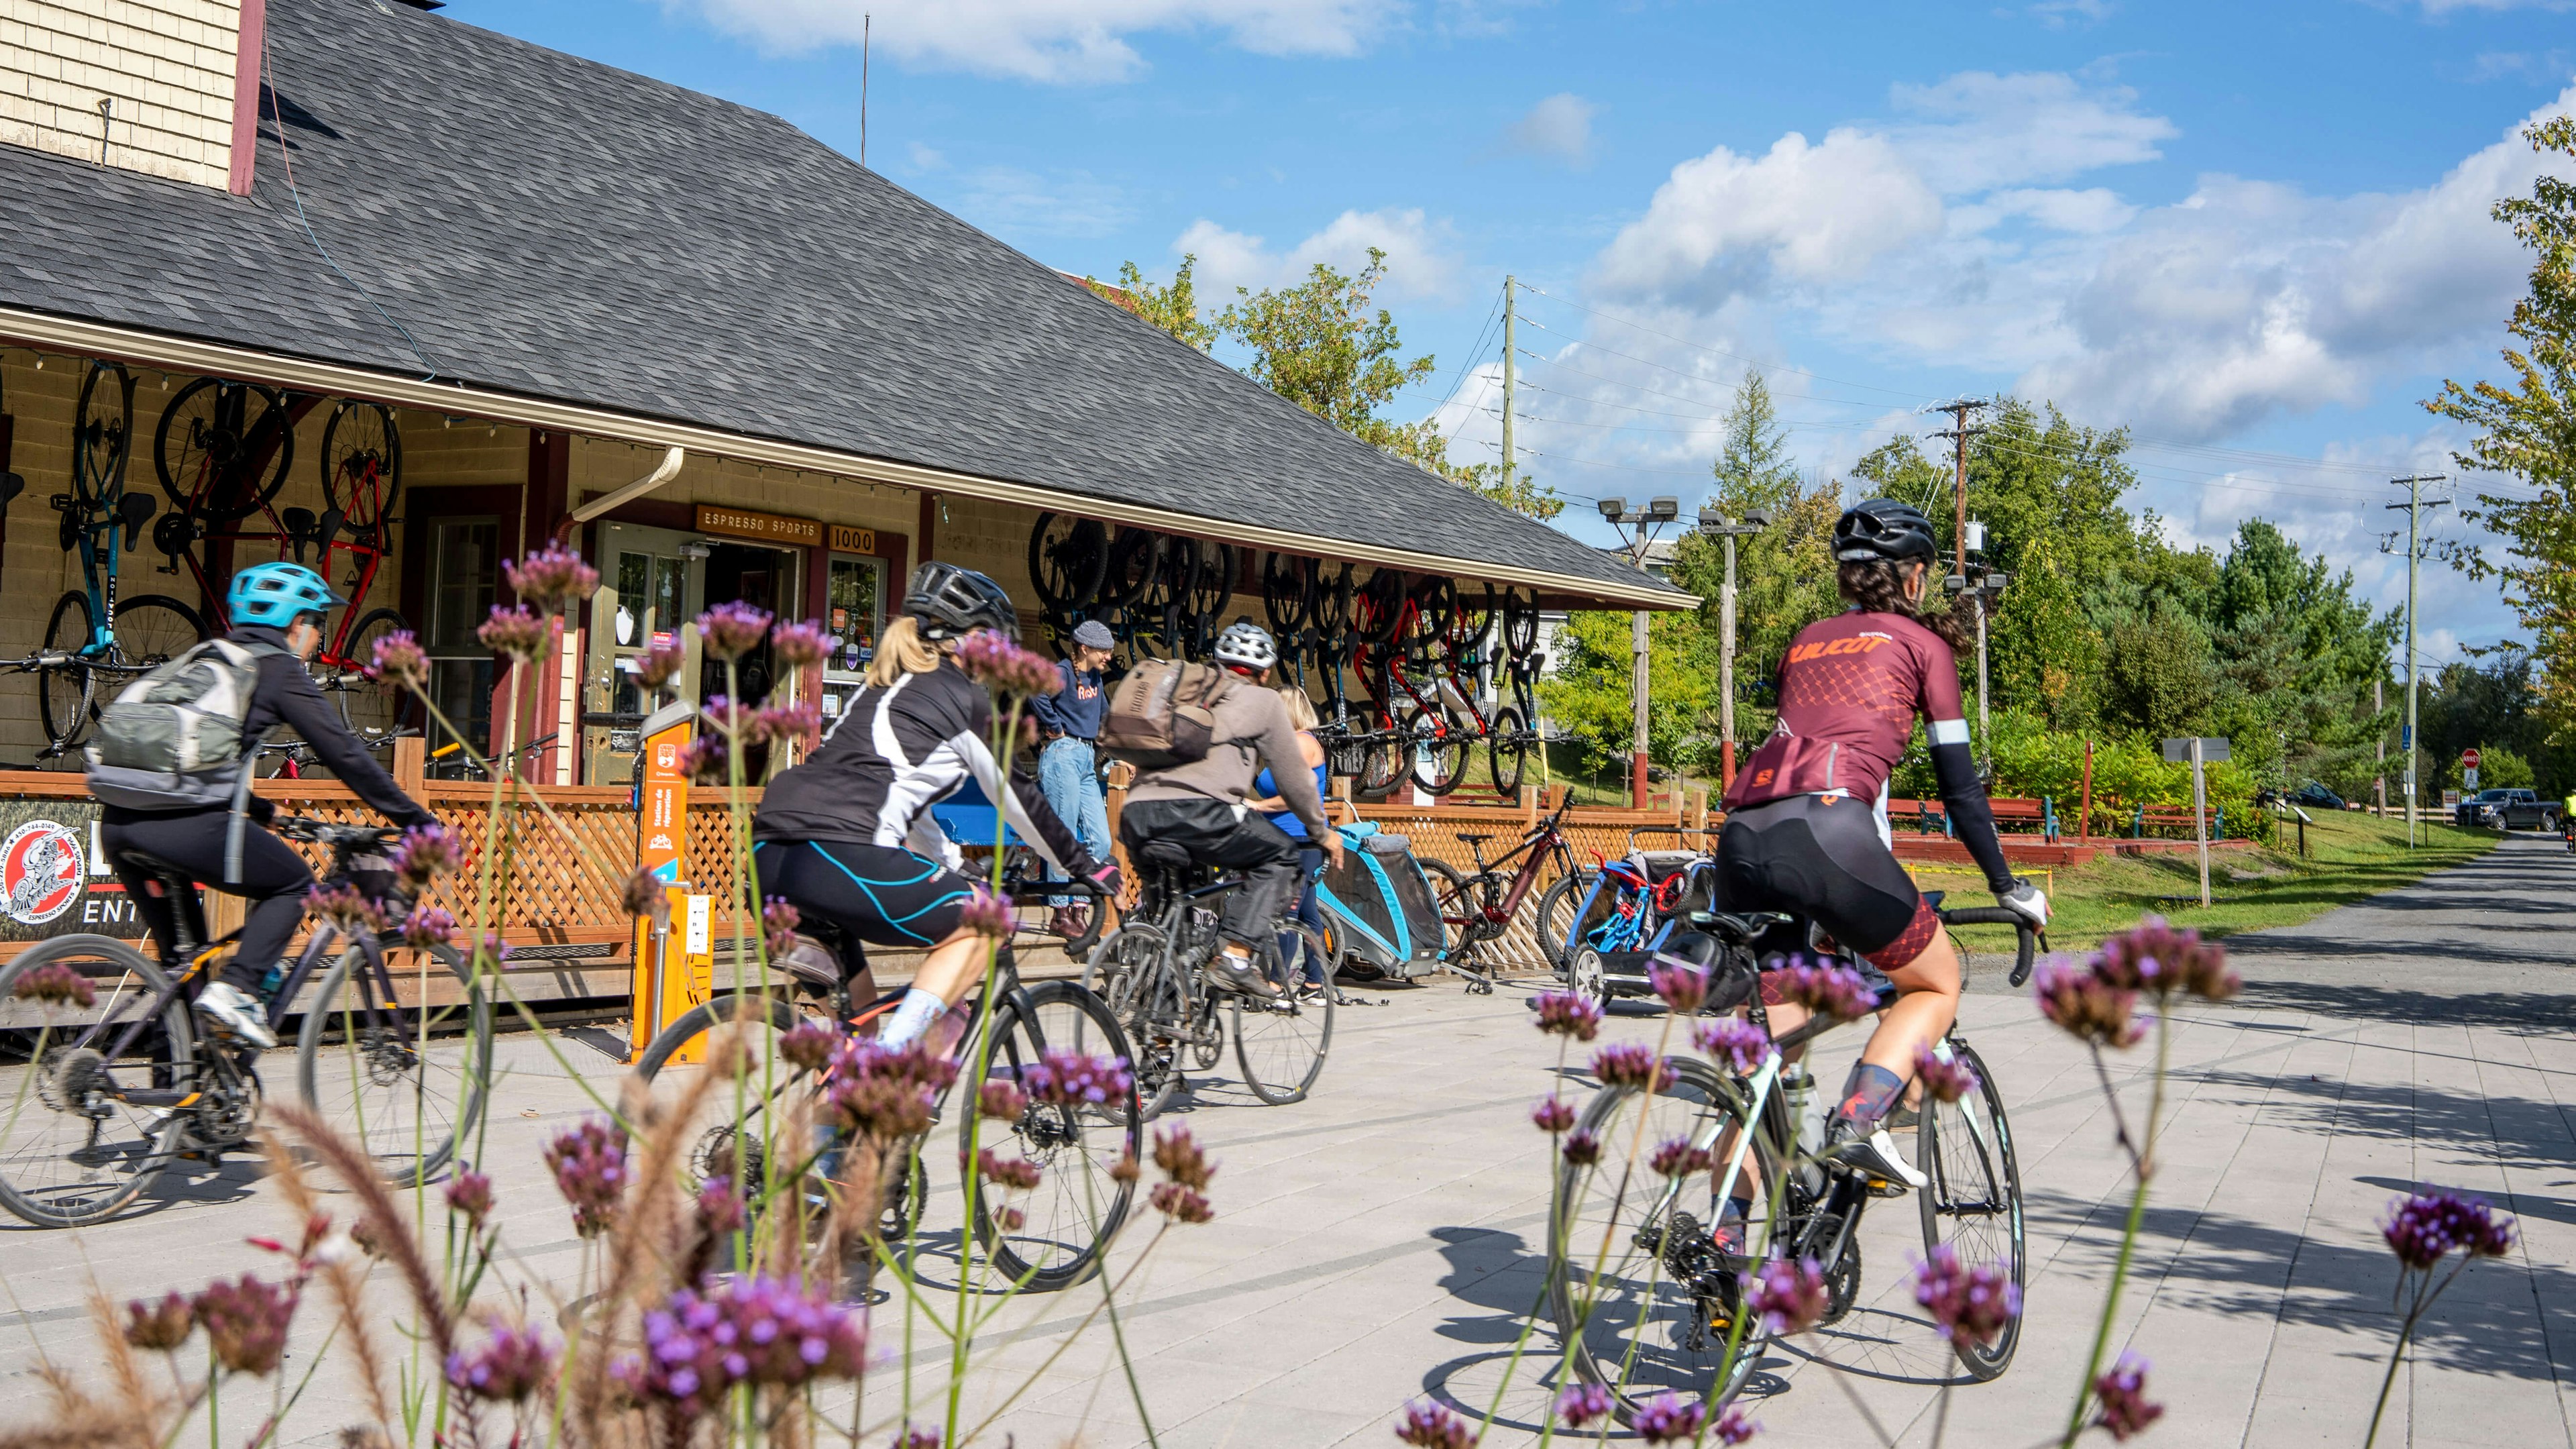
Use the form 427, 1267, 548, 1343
1083, 840, 1337, 1117
0, 817, 493, 1226
1415, 798, 1589, 992
34, 361, 209, 757
633, 921, 1142, 1293
1546, 902, 2035, 1420
152, 383, 414, 735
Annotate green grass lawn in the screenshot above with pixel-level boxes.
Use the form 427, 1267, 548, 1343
1927, 810, 2504, 957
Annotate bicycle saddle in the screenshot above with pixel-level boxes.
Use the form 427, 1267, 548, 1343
117, 492, 156, 551
108, 847, 192, 890
776, 932, 844, 990
1135, 837, 1195, 870
1454, 834, 1492, 847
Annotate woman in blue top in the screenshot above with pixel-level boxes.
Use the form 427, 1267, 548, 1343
1248, 686, 1334, 992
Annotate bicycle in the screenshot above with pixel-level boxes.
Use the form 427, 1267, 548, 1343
252, 726, 418, 780
631, 920, 1142, 1293
1415, 799, 1592, 991
1554, 825, 1723, 1006
36, 360, 209, 757
152, 382, 415, 735
1083, 840, 1337, 1118
0, 816, 494, 1226
1545, 901, 2037, 1420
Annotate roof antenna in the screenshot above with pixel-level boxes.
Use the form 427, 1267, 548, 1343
860, 13, 871, 169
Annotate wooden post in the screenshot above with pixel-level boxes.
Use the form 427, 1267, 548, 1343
393, 734, 426, 798
2078, 739, 2094, 845
1687, 788, 1707, 834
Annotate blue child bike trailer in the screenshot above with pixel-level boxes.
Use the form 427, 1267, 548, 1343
1313, 822, 1445, 981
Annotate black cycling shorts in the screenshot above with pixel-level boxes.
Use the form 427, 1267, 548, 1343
1717, 794, 1939, 971
752, 839, 975, 977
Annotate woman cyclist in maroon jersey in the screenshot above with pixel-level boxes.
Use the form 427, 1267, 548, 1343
1716, 498, 2049, 1195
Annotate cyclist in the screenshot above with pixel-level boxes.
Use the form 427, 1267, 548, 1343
752, 563, 1118, 1051
1118, 621, 1342, 1000
1248, 684, 1334, 996
95, 561, 439, 1051
1717, 499, 2047, 1191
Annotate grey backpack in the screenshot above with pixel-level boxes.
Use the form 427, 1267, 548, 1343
85, 639, 282, 875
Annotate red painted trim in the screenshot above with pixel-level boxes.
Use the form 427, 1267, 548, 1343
229, 0, 267, 196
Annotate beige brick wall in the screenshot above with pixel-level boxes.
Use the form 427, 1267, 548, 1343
1, 0, 244, 191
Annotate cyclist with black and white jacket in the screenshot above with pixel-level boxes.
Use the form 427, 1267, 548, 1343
753, 563, 1118, 1050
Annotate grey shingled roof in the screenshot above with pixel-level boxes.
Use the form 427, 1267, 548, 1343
0, 0, 1679, 604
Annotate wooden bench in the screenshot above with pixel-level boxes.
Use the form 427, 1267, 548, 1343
1892, 796, 2059, 841
2131, 804, 2225, 839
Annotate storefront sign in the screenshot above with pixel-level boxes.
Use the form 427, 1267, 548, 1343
696, 504, 821, 547
828, 525, 877, 553
0, 802, 144, 941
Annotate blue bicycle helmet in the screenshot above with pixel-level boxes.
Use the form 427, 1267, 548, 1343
229, 561, 346, 628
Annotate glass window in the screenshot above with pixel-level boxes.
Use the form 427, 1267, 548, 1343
423, 517, 499, 774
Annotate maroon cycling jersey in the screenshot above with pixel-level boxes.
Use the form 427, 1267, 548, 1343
1722, 608, 1968, 813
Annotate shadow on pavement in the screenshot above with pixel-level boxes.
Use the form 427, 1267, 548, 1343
2222, 980, 2576, 1034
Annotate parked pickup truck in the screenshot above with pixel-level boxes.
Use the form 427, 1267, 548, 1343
2456, 788, 2559, 831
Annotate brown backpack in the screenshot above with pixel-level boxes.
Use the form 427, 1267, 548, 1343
1099, 658, 1238, 769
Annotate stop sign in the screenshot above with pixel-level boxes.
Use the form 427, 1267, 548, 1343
2463, 747, 2482, 769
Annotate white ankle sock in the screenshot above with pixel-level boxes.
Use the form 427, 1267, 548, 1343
879, 987, 947, 1049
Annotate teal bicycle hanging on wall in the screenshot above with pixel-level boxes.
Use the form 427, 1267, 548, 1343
36, 360, 207, 757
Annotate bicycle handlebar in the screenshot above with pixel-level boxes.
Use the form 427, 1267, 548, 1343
1935, 905, 2045, 987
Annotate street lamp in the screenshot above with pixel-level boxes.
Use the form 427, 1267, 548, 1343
1603, 498, 1687, 806
1697, 505, 1771, 790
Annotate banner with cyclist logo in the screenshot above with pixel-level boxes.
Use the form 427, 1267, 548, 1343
0, 800, 148, 941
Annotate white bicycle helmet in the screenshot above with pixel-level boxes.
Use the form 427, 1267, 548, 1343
1213, 619, 1278, 673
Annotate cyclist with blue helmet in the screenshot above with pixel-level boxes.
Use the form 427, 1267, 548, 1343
95, 561, 436, 1049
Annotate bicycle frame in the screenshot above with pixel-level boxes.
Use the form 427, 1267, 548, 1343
71, 908, 356, 1109
1458, 808, 1580, 927
170, 514, 390, 669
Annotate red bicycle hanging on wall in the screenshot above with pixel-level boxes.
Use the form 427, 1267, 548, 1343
150, 380, 417, 734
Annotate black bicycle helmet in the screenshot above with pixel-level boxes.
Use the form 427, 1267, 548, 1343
1833, 499, 1939, 565
904, 561, 1018, 640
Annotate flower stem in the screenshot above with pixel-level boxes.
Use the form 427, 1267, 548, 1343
2061, 1010, 2169, 1448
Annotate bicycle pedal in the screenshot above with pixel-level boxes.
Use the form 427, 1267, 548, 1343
1866, 1176, 1909, 1199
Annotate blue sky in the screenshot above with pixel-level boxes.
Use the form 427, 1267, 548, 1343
449, 0, 2576, 669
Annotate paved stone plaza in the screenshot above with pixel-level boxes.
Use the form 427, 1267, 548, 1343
2, 835, 2569, 1447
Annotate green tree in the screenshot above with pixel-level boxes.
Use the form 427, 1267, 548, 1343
1218, 248, 1436, 454
1087, 255, 1215, 352
1538, 608, 1724, 775
2426, 115, 2576, 743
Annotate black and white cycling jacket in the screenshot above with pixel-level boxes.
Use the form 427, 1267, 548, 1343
752, 661, 1092, 874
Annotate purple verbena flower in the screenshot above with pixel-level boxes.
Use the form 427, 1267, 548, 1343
192, 1275, 296, 1376
621, 867, 671, 926
1552, 1383, 1613, 1430
1152, 1123, 1215, 1190
1913, 1044, 1979, 1104
14, 961, 95, 1010
390, 825, 458, 892
365, 629, 429, 692
1693, 1018, 1770, 1075
616, 1274, 865, 1419
696, 601, 773, 662
676, 733, 729, 785
1711, 1405, 1760, 1446
1018, 1050, 1133, 1109
892, 1425, 941, 1448
444, 1169, 494, 1228
504, 545, 599, 616
2092, 1354, 2163, 1441
474, 932, 513, 968
780, 1020, 839, 1074
1747, 1256, 1830, 1335
1592, 1042, 1676, 1092
1650, 1136, 1713, 1179
769, 619, 828, 671
824, 1040, 961, 1141
951, 629, 1060, 700
1532, 989, 1603, 1042
2033, 958, 2145, 1049
307, 882, 388, 935
1629, 1391, 1706, 1444
123, 1292, 193, 1351
978, 1079, 1027, 1123
757, 700, 822, 751
402, 906, 456, 952
1771, 959, 1880, 1020
971, 1148, 1042, 1191
478, 604, 553, 663
1913, 1244, 2021, 1350
696, 1175, 747, 1236
1530, 1095, 1576, 1134
762, 896, 802, 961
637, 637, 685, 691
958, 881, 1016, 939
445, 1324, 559, 1402
2092, 915, 2239, 1002
1561, 1130, 1601, 1167
543, 1118, 629, 1238
2383, 1190, 2517, 1269
1392, 1399, 1474, 1449
1650, 955, 1711, 1014
1150, 1182, 1214, 1223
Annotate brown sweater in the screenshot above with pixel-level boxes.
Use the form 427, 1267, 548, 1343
1124, 681, 1330, 837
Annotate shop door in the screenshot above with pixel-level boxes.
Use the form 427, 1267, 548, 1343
585, 522, 704, 786
820, 552, 888, 727
702, 542, 798, 707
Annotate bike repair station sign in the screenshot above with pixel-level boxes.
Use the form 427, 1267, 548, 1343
0, 800, 146, 941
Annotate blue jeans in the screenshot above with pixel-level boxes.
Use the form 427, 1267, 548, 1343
1039, 737, 1112, 905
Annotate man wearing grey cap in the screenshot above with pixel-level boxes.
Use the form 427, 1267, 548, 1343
1034, 619, 1118, 936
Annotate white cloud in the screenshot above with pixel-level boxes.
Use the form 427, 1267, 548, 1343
948, 166, 1132, 239
1884, 71, 2174, 193
1174, 207, 1462, 302
906, 141, 945, 170
1507, 93, 1596, 166
2027, 0, 2114, 26
670, 0, 1386, 83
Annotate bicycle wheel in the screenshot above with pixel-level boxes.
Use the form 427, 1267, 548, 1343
1403, 704, 1468, 796
1082, 924, 1183, 1118
295, 934, 489, 1185
112, 594, 207, 672
1355, 708, 1408, 799
74, 360, 135, 503
1550, 1055, 1786, 1418
319, 399, 402, 531
1232, 923, 1334, 1105
154, 377, 294, 520
1026, 512, 1109, 615
1415, 857, 1482, 958
38, 590, 96, 751
1487, 704, 1531, 799
966, 979, 1142, 1291
1917, 1038, 2025, 1380
633, 992, 823, 1207
0, 936, 193, 1226
333, 608, 416, 735
1532, 869, 1594, 971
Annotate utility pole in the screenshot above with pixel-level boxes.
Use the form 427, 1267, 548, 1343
2385, 475, 2448, 847
1601, 497, 1680, 808
1500, 276, 1515, 488
1931, 399, 1987, 578
2374, 676, 2386, 818
1698, 506, 1770, 793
